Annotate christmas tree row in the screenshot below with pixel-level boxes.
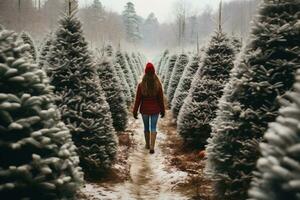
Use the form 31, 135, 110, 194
0, 7, 145, 200
156, 0, 300, 199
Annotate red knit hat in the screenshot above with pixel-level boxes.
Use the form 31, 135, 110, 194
145, 62, 155, 74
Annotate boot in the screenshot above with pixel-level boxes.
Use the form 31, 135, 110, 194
149, 132, 157, 154
144, 132, 150, 149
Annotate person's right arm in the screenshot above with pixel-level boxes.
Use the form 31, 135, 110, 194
133, 84, 142, 119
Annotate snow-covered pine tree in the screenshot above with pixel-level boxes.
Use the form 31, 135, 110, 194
38, 34, 53, 70
128, 53, 139, 79
136, 54, 143, 76
163, 54, 178, 93
19, 31, 37, 61
142, 12, 159, 49
205, 1, 300, 199
122, 2, 142, 44
177, 31, 235, 147
131, 52, 141, 75
97, 57, 128, 131
103, 45, 131, 105
162, 53, 170, 77
171, 54, 200, 119
167, 53, 189, 105
125, 52, 138, 85
104, 44, 114, 57
134, 52, 142, 68
137, 53, 143, 74
113, 61, 132, 106
231, 35, 242, 54
157, 50, 169, 76
137, 52, 145, 71
248, 69, 300, 200
47, 11, 117, 177
0, 29, 83, 199
156, 54, 163, 76
115, 50, 135, 99
141, 54, 146, 69
161, 54, 170, 83
134, 54, 142, 77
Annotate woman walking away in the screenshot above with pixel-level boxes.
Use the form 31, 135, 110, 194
133, 62, 165, 154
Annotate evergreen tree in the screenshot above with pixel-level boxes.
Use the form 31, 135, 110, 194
103, 45, 132, 105
131, 52, 142, 75
130, 53, 140, 80
0, 24, 4, 30
177, 31, 235, 147
249, 69, 300, 200
47, 12, 117, 177
137, 52, 145, 71
0, 29, 83, 199
104, 46, 132, 105
97, 57, 128, 131
122, 2, 142, 43
92, 0, 103, 10
19, 31, 37, 61
115, 50, 135, 99
104, 44, 114, 57
132, 54, 144, 76
125, 52, 138, 85
38, 34, 53, 70
156, 54, 163, 76
171, 54, 200, 119
142, 12, 159, 48
157, 50, 169, 76
231, 35, 242, 54
206, 1, 300, 199
113, 62, 132, 105
163, 54, 178, 93
167, 53, 189, 105
161, 54, 170, 83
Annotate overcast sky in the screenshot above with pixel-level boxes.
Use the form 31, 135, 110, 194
78, 0, 236, 23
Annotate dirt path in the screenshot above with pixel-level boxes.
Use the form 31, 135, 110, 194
79, 118, 190, 200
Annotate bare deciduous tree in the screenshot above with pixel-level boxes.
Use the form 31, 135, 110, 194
173, 0, 190, 50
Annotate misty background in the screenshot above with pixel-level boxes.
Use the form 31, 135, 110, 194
0, 0, 260, 57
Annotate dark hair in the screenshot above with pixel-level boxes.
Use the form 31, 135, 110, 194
140, 73, 162, 96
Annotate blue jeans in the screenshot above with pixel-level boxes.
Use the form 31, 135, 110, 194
142, 114, 159, 133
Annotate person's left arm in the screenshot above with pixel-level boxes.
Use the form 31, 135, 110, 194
158, 87, 165, 118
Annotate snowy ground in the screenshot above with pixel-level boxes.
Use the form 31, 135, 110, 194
79, 117, 192, 200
